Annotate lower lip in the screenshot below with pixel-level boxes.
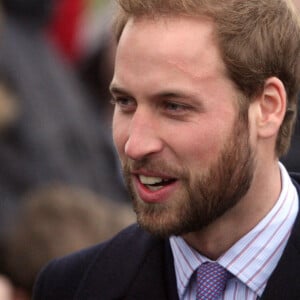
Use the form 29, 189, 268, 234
133, 176, 179, 203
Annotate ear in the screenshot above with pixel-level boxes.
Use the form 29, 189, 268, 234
255, 77, 287, 139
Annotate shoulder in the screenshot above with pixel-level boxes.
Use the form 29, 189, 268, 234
32, 243, 100, 300
33, 224, 161, 300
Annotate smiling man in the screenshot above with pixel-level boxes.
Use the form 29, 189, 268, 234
111, 15, 255, 243
33, 0, 300, 299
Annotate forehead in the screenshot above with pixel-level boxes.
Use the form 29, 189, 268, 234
113, 16, 226, 88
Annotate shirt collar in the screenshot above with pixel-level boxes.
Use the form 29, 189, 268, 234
170, 162, 298, 298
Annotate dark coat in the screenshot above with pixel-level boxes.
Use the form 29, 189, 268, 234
33, 174, 300, 300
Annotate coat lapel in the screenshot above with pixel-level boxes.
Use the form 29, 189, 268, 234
125, 240, 178, 300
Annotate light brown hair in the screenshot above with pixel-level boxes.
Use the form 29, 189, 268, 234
113, 0, 300, 157
0, 184, 135, 296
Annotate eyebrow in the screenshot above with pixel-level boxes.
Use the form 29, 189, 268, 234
110, 84, 130, 95
156, 91, 188, 99
110, 83, 193, 99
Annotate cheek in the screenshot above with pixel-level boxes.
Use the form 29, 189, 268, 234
171, 120, 228, 162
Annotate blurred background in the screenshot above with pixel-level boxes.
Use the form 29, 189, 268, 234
0, 0, 135, 299
0, 0, 298, 299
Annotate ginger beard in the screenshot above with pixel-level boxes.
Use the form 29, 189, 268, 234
122, 113, 255, 237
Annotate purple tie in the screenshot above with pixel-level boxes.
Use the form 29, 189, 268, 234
196, 262, 231, 300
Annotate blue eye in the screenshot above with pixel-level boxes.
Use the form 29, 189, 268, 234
164, 101, 189, 113
166, 102, 184, 111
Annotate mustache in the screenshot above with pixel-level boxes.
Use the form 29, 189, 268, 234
122, 158, 188, 179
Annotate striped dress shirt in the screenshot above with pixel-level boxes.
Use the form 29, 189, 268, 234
170, 162, 299, 300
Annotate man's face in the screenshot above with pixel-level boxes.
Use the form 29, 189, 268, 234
111, 16, 255, 237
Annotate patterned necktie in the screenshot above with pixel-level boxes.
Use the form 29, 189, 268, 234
196, 262, 232, 300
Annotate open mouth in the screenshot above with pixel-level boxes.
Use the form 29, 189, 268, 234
138, 175, 176, 191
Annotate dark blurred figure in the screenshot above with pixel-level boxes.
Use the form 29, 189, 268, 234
76, 2, 116, 127
47, 0, 116, 127
0, 0, 128, 233
1, 0, 53, 27
0, 184, 135, 300
281, 97, 300, 172
78, 29, 116, 128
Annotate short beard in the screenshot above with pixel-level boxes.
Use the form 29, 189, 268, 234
123, 113, 255, 238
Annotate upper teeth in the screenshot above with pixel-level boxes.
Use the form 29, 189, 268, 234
139, 175, 163, 185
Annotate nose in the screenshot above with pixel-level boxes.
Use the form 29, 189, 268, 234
124, 109, 163, 161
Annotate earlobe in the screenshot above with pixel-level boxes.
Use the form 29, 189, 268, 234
256, 77, 287, 139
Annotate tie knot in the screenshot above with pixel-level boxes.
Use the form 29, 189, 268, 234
196, 262, 231, 300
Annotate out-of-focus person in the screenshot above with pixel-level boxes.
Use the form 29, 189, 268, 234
0, 184, 134, 300
47, 0, 117, 127
0, 0, 128, 236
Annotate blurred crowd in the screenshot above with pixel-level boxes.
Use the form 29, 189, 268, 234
0, 0, 298, 299
0, 0, 135, 298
